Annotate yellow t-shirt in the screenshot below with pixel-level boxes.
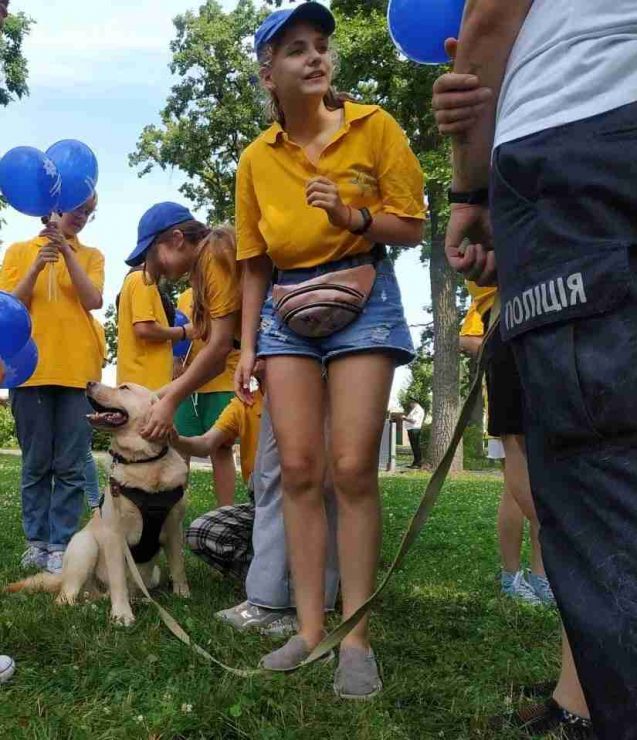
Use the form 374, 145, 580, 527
0, 235, 104, 388
236, 102, 427, 270
116, 271, 173, 391
214, 390, 263, 482
176, 248, 241, 394
460, 282, 498, 337
88, 317, 106, 383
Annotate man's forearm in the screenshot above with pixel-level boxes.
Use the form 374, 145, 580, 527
451, 0, 533, 190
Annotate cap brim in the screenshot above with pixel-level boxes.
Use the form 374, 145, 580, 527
125, 234, 154, 267
275, 3, 335, 45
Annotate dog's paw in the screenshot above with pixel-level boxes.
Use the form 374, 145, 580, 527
56, 591, 77, 606
112, 608, 135, 627
173, 582, 191, 599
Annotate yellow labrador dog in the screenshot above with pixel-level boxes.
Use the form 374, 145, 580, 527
8, 381, 190, 625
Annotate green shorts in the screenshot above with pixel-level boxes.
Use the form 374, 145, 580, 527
174, 391, 234, 437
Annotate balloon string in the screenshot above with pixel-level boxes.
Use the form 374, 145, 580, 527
47, 263, 57, 302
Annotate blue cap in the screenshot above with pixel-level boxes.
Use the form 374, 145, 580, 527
126, 202, 195, 267
255, 2, 335, 60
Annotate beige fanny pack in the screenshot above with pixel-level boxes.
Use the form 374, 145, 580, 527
272, 246, 385, 339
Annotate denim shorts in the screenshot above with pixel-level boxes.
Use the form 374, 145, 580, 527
257, 257, 415, 367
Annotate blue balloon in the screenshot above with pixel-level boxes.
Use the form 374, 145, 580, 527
172, 309, 191, 358
0, 338, 38, 389
0, 291, 32, 359
46, 140, 98, 213
0, 146, 61, 217
388, 0, 464, 65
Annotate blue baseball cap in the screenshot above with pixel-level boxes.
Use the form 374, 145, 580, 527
255, 2, 335, 60
126, 202, 195, 267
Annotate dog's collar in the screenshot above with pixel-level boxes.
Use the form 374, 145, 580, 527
108, 446, 170, 466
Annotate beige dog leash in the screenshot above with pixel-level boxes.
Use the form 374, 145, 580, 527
117, 301, 500, 676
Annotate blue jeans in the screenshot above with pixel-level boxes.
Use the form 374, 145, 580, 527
84, 449, 100, 509
10, 386, 92, 550
258, 258, 414, 366
492, 101, 637, 738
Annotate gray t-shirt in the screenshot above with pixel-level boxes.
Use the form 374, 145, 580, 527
495, 1, 637, 148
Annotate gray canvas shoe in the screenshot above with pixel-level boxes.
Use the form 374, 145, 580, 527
334, 646, 383, 700
260, 635, 333, 672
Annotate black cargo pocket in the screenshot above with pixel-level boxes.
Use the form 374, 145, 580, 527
516, 322, 602, 454
499, 244, 633, 342
516, 293, 637, 453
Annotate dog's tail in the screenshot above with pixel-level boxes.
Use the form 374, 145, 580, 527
6, 573, 63, 594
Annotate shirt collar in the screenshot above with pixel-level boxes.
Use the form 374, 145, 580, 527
263, 101, 380, 146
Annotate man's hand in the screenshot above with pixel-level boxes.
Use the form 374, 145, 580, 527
432, 73, 492, 136
445, 204, 497, 286
432, 37, 492, 137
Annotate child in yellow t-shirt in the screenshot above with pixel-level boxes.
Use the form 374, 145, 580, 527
171, 390, 263, 485
124, 204, 241, 508
0, 194, 103, 574
116, 267, 188, 391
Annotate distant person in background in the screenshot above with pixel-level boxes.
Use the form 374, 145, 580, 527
403, 399, 424, 468
0, 194, 103, 575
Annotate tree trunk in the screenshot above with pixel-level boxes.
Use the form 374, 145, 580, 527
425, 189, 462, 472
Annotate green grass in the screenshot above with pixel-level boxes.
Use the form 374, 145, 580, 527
0, 454, 561, 739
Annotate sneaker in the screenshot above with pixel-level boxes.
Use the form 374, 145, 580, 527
0, 655, 15, 684
501, 570, 542, 605
490, 698, 595, 738
215, 601, 298, 636
46, 551, 65, 575
334, 646, 383, 701
20, 545, 48, 570
527, 572, 557, 606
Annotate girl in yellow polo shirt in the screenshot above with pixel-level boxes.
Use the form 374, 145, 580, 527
0, 195, 104, 575
233, 4, 425, 697
124, 205, 242, 461
116, 267, 186, 391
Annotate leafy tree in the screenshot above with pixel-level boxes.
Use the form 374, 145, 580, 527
0, 10, 31, 107
0, 9, 33, 227
130, 0, 266, 222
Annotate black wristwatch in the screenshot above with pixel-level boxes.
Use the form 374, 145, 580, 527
350, 207, 373, 235
447, 188, 489, 205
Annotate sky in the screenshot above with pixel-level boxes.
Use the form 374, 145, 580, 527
0, 0, 431, 405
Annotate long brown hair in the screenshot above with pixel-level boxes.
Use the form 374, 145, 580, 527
190, 225, 239, 342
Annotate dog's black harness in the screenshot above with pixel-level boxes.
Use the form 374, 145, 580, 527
107, 447, 185, 564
